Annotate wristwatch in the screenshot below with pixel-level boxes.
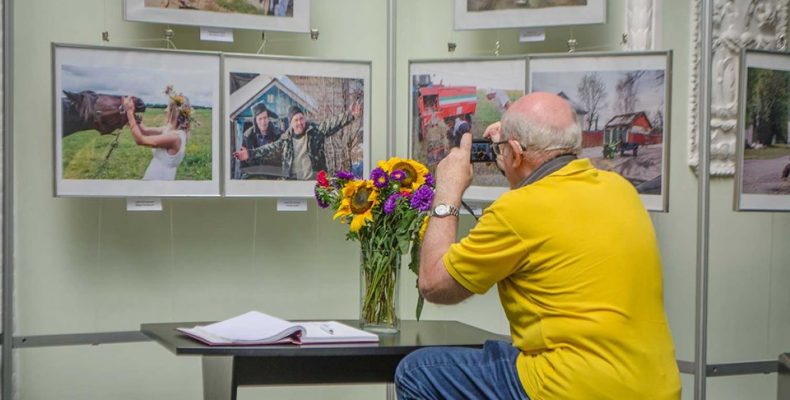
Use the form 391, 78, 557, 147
430, 203, 460, 218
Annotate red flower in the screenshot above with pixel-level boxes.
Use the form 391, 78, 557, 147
317, 170, 330, 187
400, 189, 412, 197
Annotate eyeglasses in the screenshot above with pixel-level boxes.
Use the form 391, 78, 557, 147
491, 140, 527, 157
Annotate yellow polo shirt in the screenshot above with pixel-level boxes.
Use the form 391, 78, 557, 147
444, 159, 680, 400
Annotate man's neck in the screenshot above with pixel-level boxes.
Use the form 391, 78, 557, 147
515, 152, 577, 188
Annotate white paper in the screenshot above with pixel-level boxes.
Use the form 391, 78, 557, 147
126, 197, 163, 211
277, 198, 308, 212
200, 27, 234, 43
519, 29, 546, 42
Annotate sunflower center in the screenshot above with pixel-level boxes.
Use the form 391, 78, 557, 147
350, 187, 373, 214
394, 162, 417, 187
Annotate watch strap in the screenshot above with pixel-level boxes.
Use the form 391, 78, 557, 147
431, 203, 460, 217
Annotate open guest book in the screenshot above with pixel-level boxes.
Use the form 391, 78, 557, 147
177, 311, 379, 346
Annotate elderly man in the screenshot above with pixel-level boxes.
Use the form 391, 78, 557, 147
233, 100, 361, 180
235, 102, 283, 179
395, 92, 680, 399
242, 103, 282, 158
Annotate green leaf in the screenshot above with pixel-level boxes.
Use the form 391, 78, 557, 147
397, 236, 410, 254
416, 295, 424, 321
409, 238, 421, 275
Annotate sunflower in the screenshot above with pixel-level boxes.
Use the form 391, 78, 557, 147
333, 180, 379, 232
378, 157, 429, 192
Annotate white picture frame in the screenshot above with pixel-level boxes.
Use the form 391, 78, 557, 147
454, 0, 605, 30
735, 49, 790, 212
124, 0, 310, 33
223, 53, 371, 198
53, 44, 221, 197
408, 57, 527, 202
527, 51, 672, 212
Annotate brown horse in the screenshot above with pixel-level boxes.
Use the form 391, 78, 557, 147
61, 90, 146, 137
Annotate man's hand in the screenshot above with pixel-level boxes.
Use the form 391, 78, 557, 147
483, 121, 502, 142
233, 146, 249, 161
434, 132, 473, 202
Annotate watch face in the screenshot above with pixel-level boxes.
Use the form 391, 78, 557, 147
435, 204, 449, 215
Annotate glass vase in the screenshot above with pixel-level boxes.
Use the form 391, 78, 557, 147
359, 248, 400, 333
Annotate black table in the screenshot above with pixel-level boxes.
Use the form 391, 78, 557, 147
141, 319, 509, 400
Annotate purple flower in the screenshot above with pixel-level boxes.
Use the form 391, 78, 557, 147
391, 170, 406, 182
370, 167, 389, 188
384, 193, 402, 214
425, 173, 435, 187
314, 189, 329, 208
334, 170, 355, 180
409, 185, 434, 212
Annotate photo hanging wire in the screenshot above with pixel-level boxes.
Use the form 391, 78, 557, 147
101, 0, 109, 44
567, 28, 577, 53
448, 8, 456, 56
254, 32, 317, 55
164, 27, 176, 49
494, 29, 501, 56
256, 32, 268, 54
562, 27, 619, 53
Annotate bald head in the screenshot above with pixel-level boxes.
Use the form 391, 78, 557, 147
510, 92, 578, 130
500, 92, 582, 155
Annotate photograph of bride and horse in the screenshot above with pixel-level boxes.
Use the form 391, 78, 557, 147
59, 64, 216, 181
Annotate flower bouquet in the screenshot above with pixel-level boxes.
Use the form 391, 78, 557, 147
314, 158, 433, 331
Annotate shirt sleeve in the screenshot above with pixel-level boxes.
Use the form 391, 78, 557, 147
443, 207, 527, 294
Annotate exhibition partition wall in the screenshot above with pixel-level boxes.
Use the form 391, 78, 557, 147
2, 0, 789, 399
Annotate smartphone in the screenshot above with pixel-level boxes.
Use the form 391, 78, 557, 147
471, 139, 496, 163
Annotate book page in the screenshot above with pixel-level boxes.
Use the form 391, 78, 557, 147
192, 311, 302, 343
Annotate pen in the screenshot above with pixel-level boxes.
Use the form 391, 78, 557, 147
319, 323, 334, 335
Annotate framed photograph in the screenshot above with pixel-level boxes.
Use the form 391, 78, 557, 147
408, 57, 527, 201
528, 51, 672, 212
455, 0, 605, 30
124, 0, 310, 32
223, 54, 371, 197
735, 49, 790, 211
53, 44, 221, 197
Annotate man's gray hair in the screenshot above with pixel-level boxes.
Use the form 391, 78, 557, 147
500, 108, 582, 155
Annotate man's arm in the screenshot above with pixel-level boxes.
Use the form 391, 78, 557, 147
419, 133, 474, 305
316, 100, 362, 138
248, 131, 288, 163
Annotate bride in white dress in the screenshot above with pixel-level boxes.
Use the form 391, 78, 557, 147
123, 86, 193, 180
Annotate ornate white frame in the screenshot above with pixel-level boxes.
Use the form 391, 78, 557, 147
687, 0, 787, 176
623, 0, 662, 51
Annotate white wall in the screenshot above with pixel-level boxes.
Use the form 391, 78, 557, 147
9, 0, 788, 399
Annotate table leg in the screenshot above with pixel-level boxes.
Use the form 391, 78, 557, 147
387, 382, 396, 400
780, 354, 789, 400
202, 356, 236, 400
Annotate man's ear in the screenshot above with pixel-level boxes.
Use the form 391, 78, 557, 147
508, 140, 524, 168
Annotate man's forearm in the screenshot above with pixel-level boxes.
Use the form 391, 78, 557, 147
418, 189, 466, 304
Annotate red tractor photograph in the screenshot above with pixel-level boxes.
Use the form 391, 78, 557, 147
413, 74, 477, 144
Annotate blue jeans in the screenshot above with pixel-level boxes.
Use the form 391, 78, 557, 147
395, 340, 530, 400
